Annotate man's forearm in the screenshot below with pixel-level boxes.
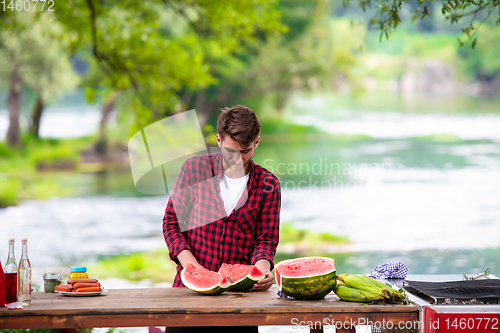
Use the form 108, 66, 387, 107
177, 250, 203, 268
255, 258, 271, 273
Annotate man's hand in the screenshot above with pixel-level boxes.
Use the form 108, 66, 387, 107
251, 270, 274, 291
252, 259, 274, 291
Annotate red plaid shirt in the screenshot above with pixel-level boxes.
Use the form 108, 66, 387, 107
163, 152, 281, 287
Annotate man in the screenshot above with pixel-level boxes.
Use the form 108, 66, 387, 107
163, 105, 281, 333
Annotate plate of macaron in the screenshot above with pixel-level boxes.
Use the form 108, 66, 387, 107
55, 278, 106, 296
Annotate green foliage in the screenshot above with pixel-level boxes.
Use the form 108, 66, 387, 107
0, 11, 80, 103
358, 30, 467, 82
0, 136, 91, 206
49, 0, 287, 131
458, 24, 500, 77
0, 140, 14, 158
348, 0, 500, 46
412, 134, 462, 142
176, 1, 367, 128
355, 23, 500, 86
0, 178, 20, 208
28, 140, 80, 166
260, 117, 322, 136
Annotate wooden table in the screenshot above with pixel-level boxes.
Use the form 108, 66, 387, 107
0, 287, 419, 333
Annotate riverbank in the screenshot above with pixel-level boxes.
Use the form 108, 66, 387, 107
0, 116, 328, 208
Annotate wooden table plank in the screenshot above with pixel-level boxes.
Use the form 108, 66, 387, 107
0, 287, 419, 330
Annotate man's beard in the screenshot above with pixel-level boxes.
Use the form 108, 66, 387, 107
222, 153, 250, 172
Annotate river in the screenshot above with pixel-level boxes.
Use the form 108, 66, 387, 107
1, 90, 499, 280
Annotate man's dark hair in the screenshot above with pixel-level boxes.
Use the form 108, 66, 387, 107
217, 105, 260, 147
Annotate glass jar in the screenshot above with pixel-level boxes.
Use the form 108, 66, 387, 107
43, 272, 63, 292
68, 267, 89, 279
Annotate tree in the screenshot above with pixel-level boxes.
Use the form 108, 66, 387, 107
174, 0, 366, 125
458, 24, 500, 81
51, 0, 286, 136
0, 11, 80, 145
346, 0, 500, 46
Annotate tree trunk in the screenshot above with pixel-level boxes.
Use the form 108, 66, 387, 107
274, 90, 288, 113
181, 90, 192, 111
94, 94, 117, 155
6, 68, 22, 147
194, 89, 228, 127
194, 90, 206, 123
29, 93, 44, 138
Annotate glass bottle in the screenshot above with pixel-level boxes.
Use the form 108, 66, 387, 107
0, 260, 5, 306
18, 238, 31, 306
4, 238, 17, 304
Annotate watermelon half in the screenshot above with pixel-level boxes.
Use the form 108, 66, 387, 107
218, 263, 265, 291
275, 257, 336, 300
181, 263, 231, 295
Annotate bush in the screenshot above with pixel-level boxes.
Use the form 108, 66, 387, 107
0, 178, 20, 208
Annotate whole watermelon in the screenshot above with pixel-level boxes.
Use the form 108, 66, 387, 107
275, 257, 336, 300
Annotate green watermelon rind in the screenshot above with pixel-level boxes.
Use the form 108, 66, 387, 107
276, 257, 337, 300
181, 268, 231, 295
219, 264, 266, 291
229, 271, 266, 291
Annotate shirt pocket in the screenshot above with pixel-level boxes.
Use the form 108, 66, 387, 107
236, 207, 258, 233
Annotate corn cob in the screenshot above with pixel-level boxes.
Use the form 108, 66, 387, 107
337, 274, 387, 296
359, 275, 407, 303
334, 284, 385, 302
359, 275, 396, 292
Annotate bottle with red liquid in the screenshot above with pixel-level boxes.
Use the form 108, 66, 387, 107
0, 260, 5, 306
4, 238, 17, 304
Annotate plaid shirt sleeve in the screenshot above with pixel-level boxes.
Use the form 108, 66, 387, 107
251, 174, 281, 270
163, 160, 193, 264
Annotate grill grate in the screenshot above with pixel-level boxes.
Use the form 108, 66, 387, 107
404, 279, 500, 303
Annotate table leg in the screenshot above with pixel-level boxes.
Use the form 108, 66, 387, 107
310, 328, 324, 333
336, 328, 356, 333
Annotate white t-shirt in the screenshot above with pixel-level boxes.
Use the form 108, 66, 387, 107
219, 173, 249, 216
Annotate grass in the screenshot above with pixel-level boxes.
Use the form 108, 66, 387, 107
260, 116, 322, 136
279, 222, 349, 244
411, 133, 462, 142
0, 135, 92, 207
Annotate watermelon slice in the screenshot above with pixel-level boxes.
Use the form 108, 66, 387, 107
218, 263, 265, 291
275, 257, 336, 300
181, 263, 231, 295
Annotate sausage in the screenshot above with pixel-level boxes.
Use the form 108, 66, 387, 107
73, 283, 101, 289
67, 278, 99, 284
55, 284, 72, 292
75, 287, 102, 293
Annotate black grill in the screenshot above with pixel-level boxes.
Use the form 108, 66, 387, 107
404, 279, 500, 304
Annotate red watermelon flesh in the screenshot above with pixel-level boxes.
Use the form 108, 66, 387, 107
218, 263, 265, 291
181, 263, 231, 295
276, 257, 336, 278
